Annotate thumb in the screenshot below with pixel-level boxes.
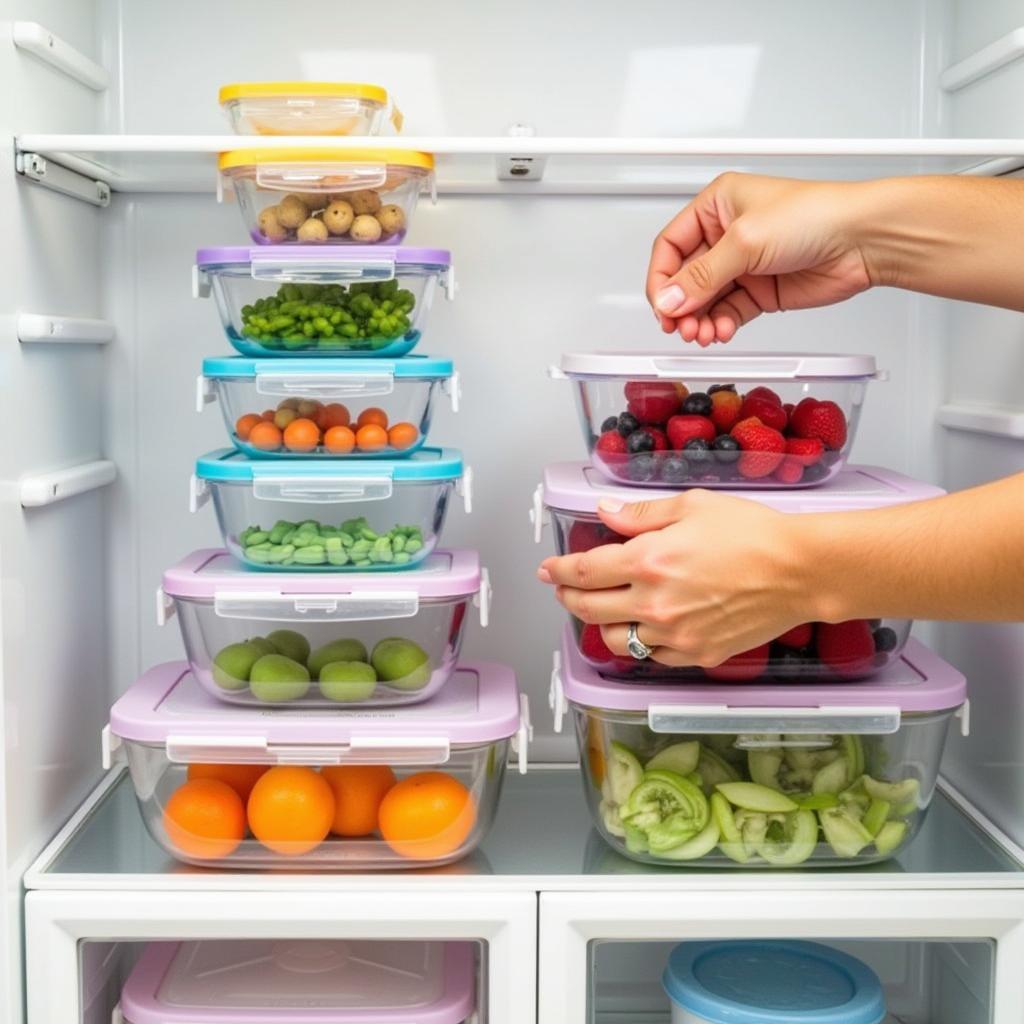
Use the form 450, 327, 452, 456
654, 225, 751, 317
597, 494, 691, 537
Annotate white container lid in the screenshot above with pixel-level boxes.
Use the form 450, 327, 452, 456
121, 940, 474, 1024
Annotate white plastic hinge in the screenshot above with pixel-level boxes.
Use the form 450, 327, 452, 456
443, 262, 457, 301
429, 171, 438, 205
216, 170, 225, 204
189, 474, 210, 513
549, 649, 567, 734
110, 1002, 124, 1024
873, 369, 890, 382
474, 566, 492, 628
192, 265, 211, 299
196, 374, 216, 412
956, 699, 971, 738
444, 371, 462, 413
156, 586, 175, 626
458, 466, 474, 514
530, 483, 549, 544
512, 694, 533, 775
101, 726, 123, 771
547, 365, 568, 380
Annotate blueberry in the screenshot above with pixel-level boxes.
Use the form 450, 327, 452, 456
617, 411, 640, 437
873, 626, 899, 653
660, 454, 691, 484
802, 462, 830, 483
683, 438, 713, 465
712, 434, 741, 464
707, 383, 737, 395
627, 453, 659, 482
681, 392, 713, 417
601, 416, 619, 433
626, 429, 655, 454
771, 648, 815, 679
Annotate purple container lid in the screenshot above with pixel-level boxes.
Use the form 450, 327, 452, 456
196, 245, 451, 267
121, 940, 474, 1024
110, 660, 520, 748
163, 549, 481, 601
558, 627, 966, 714
542, 463, 945, 514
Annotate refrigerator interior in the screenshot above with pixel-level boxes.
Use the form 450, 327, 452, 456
4, 0, 1024, 1020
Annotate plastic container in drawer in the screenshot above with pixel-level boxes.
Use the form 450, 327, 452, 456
195, 246, 453, 358
220, 81, 403, 136
220, 148, 433, 246
159, 548, 490, 708
534, 462, 944, 681
200, 356, 458, 458
192, 447, 470, 571
551, 627, 967, 868
554, 351, 882, 488
121, 940, 473, 1024
105, 660, 530, 870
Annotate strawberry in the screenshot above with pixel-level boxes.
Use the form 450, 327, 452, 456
705, 643, 770, 682
789, 399, 848, 450
731, 417, 786, 479
667, 414, 716, 449
739, 395, 788, 432
774, 457, 804, 485
568, 521, 625, 554
624, 381, 680, 425
783, 402, 795, 419
710, 389, 744, 432
744, 385, 782, 406
646, 427, 669, 452
816, 620, 876, 679
785, 436, 825, 466
579, 623, 617, 664
776, 623, 814, 649
596, 429, 628, 455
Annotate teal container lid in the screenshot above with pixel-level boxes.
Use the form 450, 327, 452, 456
196, 447, 464, 483
203, 354, 453, 379
663, 941, 886, 1024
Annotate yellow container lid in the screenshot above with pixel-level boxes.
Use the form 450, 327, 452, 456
219, 148, 434, 172
219, 82, 389, 104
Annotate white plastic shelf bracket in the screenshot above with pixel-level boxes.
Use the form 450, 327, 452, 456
937, 401, 1024, 440
17, 313, 113, 345
20, 459, 116, 508
15, 151, 110, 207
12, 22, 109, 91
941, 26, 1024, 92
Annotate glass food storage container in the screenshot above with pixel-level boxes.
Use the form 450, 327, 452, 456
534, 462, 944, 681
105, 660, 530, 870
663, 941, 885, 1024
220, 148, 434, 246
553, 351, 883, 488
194, 246, 453, 358
219, 81, 403, 136
550, 627, 968, 868
199, 355, 458, 459
159, 548, 490, 709
192, 447, 470, 572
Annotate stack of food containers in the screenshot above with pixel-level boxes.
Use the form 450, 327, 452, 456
105, 83, 529, 874
536, 351, 969, 867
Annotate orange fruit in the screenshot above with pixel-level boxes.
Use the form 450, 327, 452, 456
324, 425, 356, 453
274, 407, 298, 430
387, 422, 419, 451
247, 766, 335, 856
378, 771, 476, 860
260, 408, 276, 422
235, 413, 262, 441
187, 763, 268, 802
355, 423, 388, 452
283, 417, 321, 453
356, 407, 389, 430
249, 421, 283, 451
321, 765, 397, 837
320, 403, 351, 430
163, 778, 246, 860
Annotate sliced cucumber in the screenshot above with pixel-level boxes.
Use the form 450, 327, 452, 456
819, 807, 874, 858
599, 799, 626, 838
758, 809, 819, 866
863, 776, 919, 813
654, 817, 721, 861
607, 741, 644, 805
793, 792, 839, 811
840, 735, 865, 780
647, 812, 700, 853
874, 820, 909, 856
735, 809, 770, 857
645, 741, 700, 777
695, 746, 741, 794
716, 781, 798, 814
811, 757, 850, 796
862, 798, 891, 838
748, 749, 785, 790
623, 823, 649, 854
625, 769, 709, 835
711, 792, 741, 843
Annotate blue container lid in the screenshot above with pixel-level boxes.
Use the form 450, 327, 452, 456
196, 446, 464, 483
662, 941, 885, 1024
196, 245, 450, 269
202, 354, 453, 380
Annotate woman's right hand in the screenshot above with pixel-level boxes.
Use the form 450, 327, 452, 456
646, 173, 876, 346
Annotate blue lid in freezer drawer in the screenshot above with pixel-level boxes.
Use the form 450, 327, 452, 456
195, 447, 464, 482
202, 354, 454, 380
663, 941, 886, 1024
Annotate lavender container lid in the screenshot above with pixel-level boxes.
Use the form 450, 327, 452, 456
163, 549, 481, 601
121, 940, 474, 1024
559, 627, 966, 715
542, 463, 945, 515
110, 660, 520, 748
196, 245, 451, 268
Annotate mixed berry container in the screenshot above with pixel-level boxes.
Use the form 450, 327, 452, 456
194, 246, 453, 359
159, 549, 490, 709
105, 660, 529, 870
551, 628, 967, 868
554, 351, 882, 488
534, 462, 944, 681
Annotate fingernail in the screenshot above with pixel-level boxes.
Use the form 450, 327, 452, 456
598, 498, 624, 513
655, 284, 685, 313
536, 566, 552, 583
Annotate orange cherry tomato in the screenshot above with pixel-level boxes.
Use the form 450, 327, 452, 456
260, 409, 276, 422
324, 425, 356, 453
247, 766, 335, 857
356, 407, 389, 430
319, 403, 351, 430
163, 778, 246, 860
355, 423, 388, 452
187, 763, 269, 802
235, 413, 262, 441
387, 422, 419, 451
321, 765, 396, 837
248, 421, 283, 451
378, 771, 477, 860
283, 417, 321, 453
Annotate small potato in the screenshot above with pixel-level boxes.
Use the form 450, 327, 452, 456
375, 204, 406, 236
296, 191, 329, 211
257, 206, 288, 242
323, 200, 355, 235
350, 214, 383, 242
296, 217, 329, 242
349, 189, 382, 215
277, 194, 310, 229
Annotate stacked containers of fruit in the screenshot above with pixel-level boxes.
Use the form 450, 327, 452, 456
105, 97, 529, 872
536, 351, 969, 867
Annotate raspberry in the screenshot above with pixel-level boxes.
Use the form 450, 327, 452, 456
596, 429, 628, 455
567, 521, 625, 554
774, 457, 805, 484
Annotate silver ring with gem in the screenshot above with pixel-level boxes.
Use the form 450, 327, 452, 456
626, 622, 654, 661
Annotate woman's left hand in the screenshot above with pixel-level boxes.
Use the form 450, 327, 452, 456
537, 490, 816, 666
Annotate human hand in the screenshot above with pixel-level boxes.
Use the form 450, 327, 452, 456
646, 173, 874, 346
537, 490, 815, 667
